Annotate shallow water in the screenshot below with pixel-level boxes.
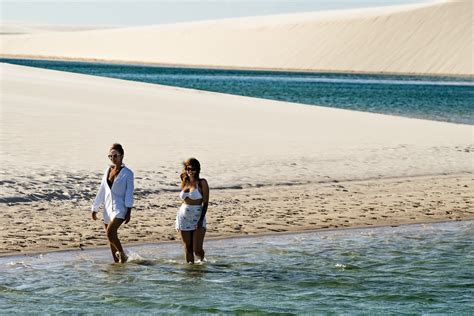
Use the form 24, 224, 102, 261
2, 58, 473, 125
1, 221, 473, 314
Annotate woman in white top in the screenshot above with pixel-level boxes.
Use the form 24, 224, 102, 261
91, 143, 134, 263
176, 158, 209, 263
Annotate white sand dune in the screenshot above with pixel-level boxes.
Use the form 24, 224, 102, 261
1, 62, 472, 190
0, 23, 116, 35
1, 63, 473, 254
1, 0, 472, 75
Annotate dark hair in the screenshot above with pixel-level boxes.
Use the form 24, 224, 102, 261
110, 143, 124, 156
180, 158, 201, 189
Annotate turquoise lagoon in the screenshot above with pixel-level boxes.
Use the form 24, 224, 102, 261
1, 221, 473, 314
1, 58, 473, 125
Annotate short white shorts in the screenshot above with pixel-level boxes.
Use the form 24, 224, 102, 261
175, 204, 206, 231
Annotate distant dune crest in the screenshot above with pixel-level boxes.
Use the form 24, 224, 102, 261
0, 0, 472, 76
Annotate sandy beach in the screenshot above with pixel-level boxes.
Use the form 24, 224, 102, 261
0, 62, 472, 256
1, 0, 473, 256
1, 174, 473, 255
1, 0, 472, 76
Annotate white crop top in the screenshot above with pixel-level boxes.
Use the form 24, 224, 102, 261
180, 184, 203, 200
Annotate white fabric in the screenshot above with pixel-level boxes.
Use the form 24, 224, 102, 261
175, 204, 206, 231
179, 185, 203, 200
91, 165, 134, 224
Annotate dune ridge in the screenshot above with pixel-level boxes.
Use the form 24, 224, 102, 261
1, 0, 472, 76
0, 63, 473, 254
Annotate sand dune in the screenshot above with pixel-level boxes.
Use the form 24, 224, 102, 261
1, 0, 472, 75
0, 62, 473, 254
1, 62, 472, 188
0, 23, 116, 35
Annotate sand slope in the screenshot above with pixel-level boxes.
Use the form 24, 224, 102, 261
0, 63, 473, 254
1, 0, 472, 75
0, 23, 116, 35
1, 62, 472, 189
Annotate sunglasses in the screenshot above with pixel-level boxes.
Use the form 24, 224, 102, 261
186, 166, 196, 171
108, 154, 122, 159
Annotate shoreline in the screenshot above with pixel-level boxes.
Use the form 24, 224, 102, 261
1, 218, 472, 260
2, 55, 473, 79
1, 63, 472, 261
2, 173, 473, 258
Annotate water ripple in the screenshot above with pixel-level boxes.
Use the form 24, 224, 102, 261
0, 221, 473, 313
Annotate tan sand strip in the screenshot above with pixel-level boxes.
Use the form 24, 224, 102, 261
1, 173, 472, 256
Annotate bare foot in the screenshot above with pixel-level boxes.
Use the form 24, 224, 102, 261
115, 251, 128, 263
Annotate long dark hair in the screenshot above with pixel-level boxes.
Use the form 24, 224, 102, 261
180, 158, 201, 189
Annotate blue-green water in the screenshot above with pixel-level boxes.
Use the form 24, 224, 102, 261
1, 221, 473, 314
2, 58, 473, 125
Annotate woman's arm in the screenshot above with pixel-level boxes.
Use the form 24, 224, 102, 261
124, 207, 132, 224
125, 169, 134, 209
124, 170, 134, 224
197, 179, 209, 228
91, 178, 106, 219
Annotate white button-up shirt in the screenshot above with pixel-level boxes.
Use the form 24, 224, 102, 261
91, 165, 134, 223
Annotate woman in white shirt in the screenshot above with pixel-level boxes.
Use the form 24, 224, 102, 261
91, 143, 134, 263
176, 158, 209, 263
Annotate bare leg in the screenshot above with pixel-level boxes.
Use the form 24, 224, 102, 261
104, 223, 119, 263
193, 227, 206, 262
180, 230, 194, 264
105, 218, 126, 263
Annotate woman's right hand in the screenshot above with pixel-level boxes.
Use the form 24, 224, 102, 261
92, 212, 97, 221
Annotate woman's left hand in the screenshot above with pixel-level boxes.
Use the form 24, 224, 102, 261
197, 220, 204, 229
124, 208, 132, 224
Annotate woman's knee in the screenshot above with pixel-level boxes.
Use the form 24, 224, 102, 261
106, 219, 123, 239
106, 227, 118, 240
